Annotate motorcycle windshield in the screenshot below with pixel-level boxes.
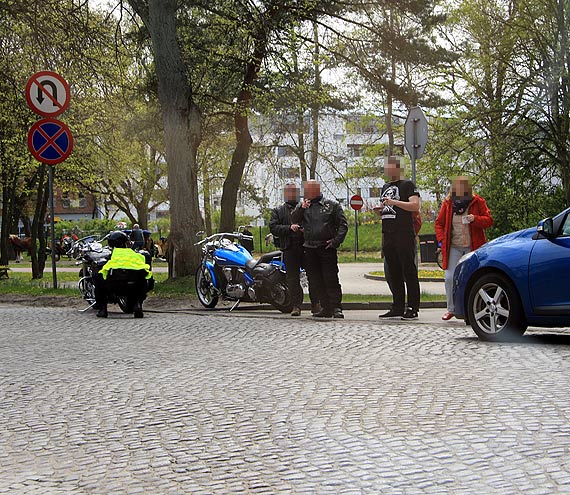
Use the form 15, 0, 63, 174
214, 244, 252, 266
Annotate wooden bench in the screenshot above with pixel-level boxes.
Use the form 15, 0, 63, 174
0, 265, 9, 280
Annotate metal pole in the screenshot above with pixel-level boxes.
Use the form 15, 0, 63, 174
354, 210, 358, 261
259, 225, 262, 253
48, 165, 57, 289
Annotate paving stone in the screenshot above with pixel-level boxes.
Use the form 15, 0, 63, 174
2, 305, 570, 494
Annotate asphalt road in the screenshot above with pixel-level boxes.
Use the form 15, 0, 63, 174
2, 304, 570, 494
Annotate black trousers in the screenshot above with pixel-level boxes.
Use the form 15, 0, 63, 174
303, 246, 342, 311
383, 230, 420, 312
94, 272, 148, 308
283, 243, 318, 308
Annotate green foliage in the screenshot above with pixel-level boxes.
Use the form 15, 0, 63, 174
149, 218, 171, 238
54, 219, 123, 239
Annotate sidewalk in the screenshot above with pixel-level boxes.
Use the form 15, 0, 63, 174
337, 262, 445, 297
7, 261, 447, 308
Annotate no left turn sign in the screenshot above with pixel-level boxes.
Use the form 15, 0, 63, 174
25, 71, 70, 117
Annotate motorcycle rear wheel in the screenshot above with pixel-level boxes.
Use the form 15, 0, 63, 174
269, 281, 292, 314
195, 266, 218, 308
118, 297, 134, 314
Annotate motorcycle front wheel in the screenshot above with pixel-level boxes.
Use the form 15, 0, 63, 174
78, 276, 95, 303
195, 266, 219, 308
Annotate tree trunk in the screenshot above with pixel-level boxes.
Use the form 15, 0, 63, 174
202, 166, 213, 235
130, 0, 203, 277
297, 111, 308, 182
220, 109, 251, 232
135, 203, 149, 230
292, 49, 308, 181
310, 20, 320, 180
386, 92, 394, 156
219, 11, 276, 232
0, 152, 17, 266
30, 164, 48, 279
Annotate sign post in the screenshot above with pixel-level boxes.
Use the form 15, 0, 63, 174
350, 195, 363, 261
404, 106, 428, 185
26, 71, 72, 290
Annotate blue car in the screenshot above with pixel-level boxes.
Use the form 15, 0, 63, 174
453, 207, 570, 341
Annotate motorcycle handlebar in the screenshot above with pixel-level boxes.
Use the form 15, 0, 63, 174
194, 232, 253, 246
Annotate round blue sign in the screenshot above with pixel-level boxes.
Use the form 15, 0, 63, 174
27, 118, 73, 165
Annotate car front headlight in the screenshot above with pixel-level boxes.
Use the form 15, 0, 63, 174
457, 250, 476, 266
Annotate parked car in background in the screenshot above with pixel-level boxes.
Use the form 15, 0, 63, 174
453, 207, 570, 341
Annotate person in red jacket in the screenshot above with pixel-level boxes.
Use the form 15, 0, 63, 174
435, 176, 493, 320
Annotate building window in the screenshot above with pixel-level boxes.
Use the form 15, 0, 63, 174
281, 167, 299, 179
369, 187, 381, 198
62, 192, 70, 208
345, 116, 381, 134
347, 144, 366, 157
277, 145, 296, 158
78, 192, 86, 208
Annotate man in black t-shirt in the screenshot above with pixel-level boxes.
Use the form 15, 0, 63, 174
374, 156, 421, 320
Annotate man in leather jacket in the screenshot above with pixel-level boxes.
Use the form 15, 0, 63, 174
291, 180, 348, 318
270, 184, 319, 316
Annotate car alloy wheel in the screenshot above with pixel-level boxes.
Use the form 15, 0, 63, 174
467, 273, 527, 341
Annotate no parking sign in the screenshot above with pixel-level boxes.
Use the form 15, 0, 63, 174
27, 118, 74, 165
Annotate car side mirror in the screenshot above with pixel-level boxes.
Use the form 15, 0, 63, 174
537, 217, 555, 238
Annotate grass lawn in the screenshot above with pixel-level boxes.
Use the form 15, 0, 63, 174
0, 271, 445, 302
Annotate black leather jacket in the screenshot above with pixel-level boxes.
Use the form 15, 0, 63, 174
291, 196, 348, 249
269, 202, 304, 250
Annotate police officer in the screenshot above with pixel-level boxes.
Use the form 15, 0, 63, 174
292, 180, 348, 319
95, 231, 153, 318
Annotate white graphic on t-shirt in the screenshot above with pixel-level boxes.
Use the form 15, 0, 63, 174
381, 185, 400, 220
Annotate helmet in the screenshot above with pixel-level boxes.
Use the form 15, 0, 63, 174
108, 231, 129, 249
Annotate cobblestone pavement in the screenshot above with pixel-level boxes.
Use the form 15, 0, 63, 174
2, 304, 570, 494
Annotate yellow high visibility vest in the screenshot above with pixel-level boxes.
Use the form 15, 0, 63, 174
99, 248, 152, 280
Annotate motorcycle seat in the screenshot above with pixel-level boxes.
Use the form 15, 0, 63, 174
256, 250, 282, 264
245, 251, 282, 273
245, 258, 258, 272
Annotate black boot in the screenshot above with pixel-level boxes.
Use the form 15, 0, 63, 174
96, 305, 108, 318
133, 302, 144, 319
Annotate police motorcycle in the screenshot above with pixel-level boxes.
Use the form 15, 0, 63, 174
194, 230, 293, 312
75, 231, 152, 313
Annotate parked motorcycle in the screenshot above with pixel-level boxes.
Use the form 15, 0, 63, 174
74, 234, 152, 313
195, 232, 293, 313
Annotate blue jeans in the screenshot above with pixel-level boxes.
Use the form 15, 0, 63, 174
445, 246, 470, 313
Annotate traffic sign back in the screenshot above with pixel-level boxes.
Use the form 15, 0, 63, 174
26, 71, 70, 117
405, 106, 428, 160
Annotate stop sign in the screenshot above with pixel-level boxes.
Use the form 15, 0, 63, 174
350, 194, 363, 211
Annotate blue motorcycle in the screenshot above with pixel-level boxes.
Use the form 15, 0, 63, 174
194, 232, 293, 313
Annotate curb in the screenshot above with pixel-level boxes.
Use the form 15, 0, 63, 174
364, 273, 444, 283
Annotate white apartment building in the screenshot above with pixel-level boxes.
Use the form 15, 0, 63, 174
227, 112, 407, 221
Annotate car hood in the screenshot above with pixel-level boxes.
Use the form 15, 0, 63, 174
485, 226, 536, 247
